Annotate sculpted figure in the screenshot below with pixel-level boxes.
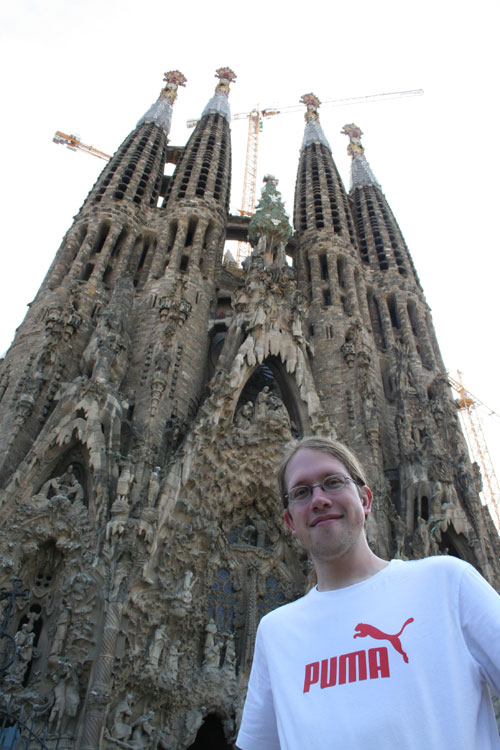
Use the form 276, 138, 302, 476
235, 401, 254, 430
39, 464, 84, 505
112, 693, 134, 741
148, 625, 167, 670
10, 622, 35, 683
204, 619, 221, 669
49, 663, 80, 732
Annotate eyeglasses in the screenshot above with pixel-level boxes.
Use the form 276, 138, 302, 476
284, 474, 362, 505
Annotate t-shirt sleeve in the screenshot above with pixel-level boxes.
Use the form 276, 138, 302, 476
459, 563, 500, 696
236, 623, 281, 750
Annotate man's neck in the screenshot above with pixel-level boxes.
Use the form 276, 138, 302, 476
314, 547, 389, 592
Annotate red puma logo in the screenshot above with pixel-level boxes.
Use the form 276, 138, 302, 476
353, 618, 414, 663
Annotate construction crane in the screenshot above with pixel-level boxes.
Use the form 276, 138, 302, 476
55, 89, 423, 261
228, 89, 424, 262
53, 131, 111, 161
448, 371, 500, 529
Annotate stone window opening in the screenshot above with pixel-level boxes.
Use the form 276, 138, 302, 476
215, 297, 232, 318
325, 324, 334, 339
337, 256, 346, 288
387, 295, 400, 329
203, 222, 214, 250
319, 254, 329, 280
323, 288, 332, 306
102, 264, 112, 288
413, 495, 430, 529
81, 262, 94, 282
133, 237, 155, 286
92, 222, 111, 255
111, 226, 129, 259
367, 291, 385, 350
305, 256, 312, 283
309, 324, 315, 336
185, 217, 198, 248
179, 255, 189, 273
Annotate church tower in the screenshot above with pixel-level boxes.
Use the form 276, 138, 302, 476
0, 73, 498, 749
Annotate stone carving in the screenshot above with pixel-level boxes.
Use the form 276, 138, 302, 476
203, 619, 221, 670
148, 625, 167, 670
107, 694, 134, 744
83, 310, 129, 387
9, 621, 36, 684
37, 464, 85, 506
49, 662, 80, 733
0, 72, 498, 750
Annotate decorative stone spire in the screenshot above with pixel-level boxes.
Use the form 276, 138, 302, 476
201, 67, 237, 122
247, 175, 291, 268
137, 70, 187, 134
300, 93, 331, 151
249, 176, 291, 246
342, 123, 379, 190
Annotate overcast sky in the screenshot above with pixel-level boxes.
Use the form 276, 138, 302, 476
1, 0, 499, 503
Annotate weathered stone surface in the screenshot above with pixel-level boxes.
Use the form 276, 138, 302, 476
0, 73, 498, 749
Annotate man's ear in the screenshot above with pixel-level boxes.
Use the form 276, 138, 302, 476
360, 486, 373, 516
283, 507, 296, 534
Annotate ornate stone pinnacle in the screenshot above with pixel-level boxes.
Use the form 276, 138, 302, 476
215, 67, 237, 97
300, 93, 321, 122
159, 70, 187, 105
342, 123, 365, 158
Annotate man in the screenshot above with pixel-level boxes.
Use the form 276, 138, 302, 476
236, 436, 500, 749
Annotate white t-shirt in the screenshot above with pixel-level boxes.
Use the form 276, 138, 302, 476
237, 556, 500, 749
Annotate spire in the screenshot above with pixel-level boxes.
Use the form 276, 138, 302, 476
137, 70, 187, 134
246, 175, 291, 268
201, 67, 237, 122
341, 123, 379, 190
300, 93, 331, 151
248, 175, 291, 248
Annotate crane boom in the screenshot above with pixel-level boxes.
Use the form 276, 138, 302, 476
53, 131, 111, 161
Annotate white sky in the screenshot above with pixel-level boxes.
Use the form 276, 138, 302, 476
1, 0, 500, 493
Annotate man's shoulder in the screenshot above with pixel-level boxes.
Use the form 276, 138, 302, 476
391, 554, 471, 579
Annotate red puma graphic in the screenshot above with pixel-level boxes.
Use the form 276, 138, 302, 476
353, 618, 414, 663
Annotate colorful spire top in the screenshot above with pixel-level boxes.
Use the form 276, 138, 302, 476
341, 123, 365, 157
300, 92, 330, 152
159, 70, 187, 105
215, 67, 237, 96
248, 175, 292, 248
202, 67, 237, 122
301, 93, 321, 122
137, 69, 187, 134
341, 123, 379, 190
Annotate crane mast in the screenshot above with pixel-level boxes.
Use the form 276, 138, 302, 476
55, 89, 424, 264
232, 89, 423, 262
448, 371, 500, 530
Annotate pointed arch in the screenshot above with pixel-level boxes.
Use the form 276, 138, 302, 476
233, 355, 310, 436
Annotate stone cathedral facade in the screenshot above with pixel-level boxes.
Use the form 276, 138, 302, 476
0, 68, 499, 748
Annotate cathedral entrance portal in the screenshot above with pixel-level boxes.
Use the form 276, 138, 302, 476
186, 714, 231, 749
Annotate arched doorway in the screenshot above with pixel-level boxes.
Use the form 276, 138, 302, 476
186, 714, 231, 750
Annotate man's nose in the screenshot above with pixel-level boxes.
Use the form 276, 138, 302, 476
310, 483, 332, 507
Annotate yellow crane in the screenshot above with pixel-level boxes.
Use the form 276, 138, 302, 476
228, 89, 424, 262
448, 371, 500, 529
55, 89, 424, 262
53, 131, 111, 161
